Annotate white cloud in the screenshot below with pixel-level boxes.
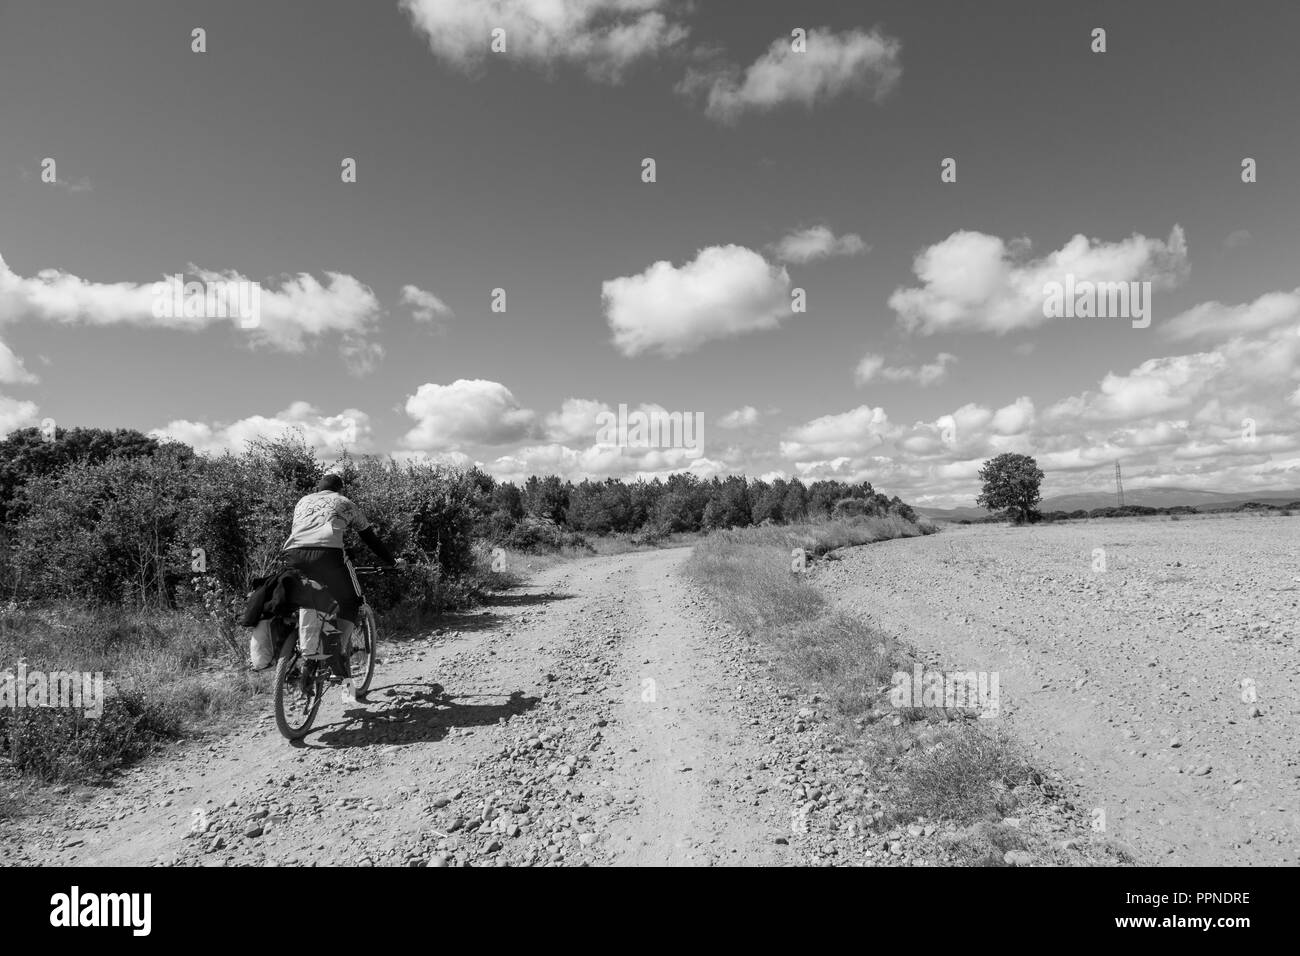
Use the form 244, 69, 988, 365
150, 402, 372, 455
991, 396, 1035, 435
0, 254, 382, 353
402, 379, 536, 450
0, 339, 37, 385
543, 397, 610, 444
681, 27, 901, 123
399, 0, 688, 82
340, 336, 386, 377
852, 353, 885, 385
771, 225, 866, 264
0, 253, 161, 328
401, 284, 454, 325
717, 405, 759, 428
889, 226, 1188, 335
232, 269, 381, 352
0, 394, 39, 437
779, 405, 896, 459
426, 393, 722, 482
602, 244, 791, 357
854, 351, 955, 386
1161, 289, 1300, 342
1046, 353, 1229, 424
754, 286, 1300, 506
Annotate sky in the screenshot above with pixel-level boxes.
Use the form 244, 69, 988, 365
1, 0, 1298, 507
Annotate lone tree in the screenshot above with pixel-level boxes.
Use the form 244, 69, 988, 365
977, 453, 1044, 524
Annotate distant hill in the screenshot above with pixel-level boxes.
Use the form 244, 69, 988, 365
917, 486, 1300, 520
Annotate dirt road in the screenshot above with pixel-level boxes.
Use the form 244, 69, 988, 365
7, 548, 877, 867
818, 515, 1300, 866
13, 517, 1278, 867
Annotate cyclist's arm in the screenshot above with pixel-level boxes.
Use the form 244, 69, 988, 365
357, 526, 398, 566
336, 495, 400, 566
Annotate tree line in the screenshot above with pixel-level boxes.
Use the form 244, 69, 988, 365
0, 426, 920, 610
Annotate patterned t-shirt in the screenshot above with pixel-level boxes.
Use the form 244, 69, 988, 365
284, 491, 370, 550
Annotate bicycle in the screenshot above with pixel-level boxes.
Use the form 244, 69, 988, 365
271, 558, 395, 740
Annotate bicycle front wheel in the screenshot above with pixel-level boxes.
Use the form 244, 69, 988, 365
350, 605, 378, 698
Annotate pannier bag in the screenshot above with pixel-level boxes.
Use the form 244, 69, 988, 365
249, 619, 275, 670
250, 615, 299, 669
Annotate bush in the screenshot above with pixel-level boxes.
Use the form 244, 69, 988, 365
5, 450, 193, 607
0, 426, 166, 526
0, 690, 182, 783
0, 434, 492, 618
499, 517, 590, 554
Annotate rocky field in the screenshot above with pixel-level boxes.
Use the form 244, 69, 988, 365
818, 513, 1300, 865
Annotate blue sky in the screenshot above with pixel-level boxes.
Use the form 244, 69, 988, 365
1, 0, 1298, 506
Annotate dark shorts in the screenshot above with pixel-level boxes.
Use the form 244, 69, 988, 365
283, 547, 361, 622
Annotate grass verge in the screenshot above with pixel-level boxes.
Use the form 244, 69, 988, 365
685, 516, 1129, 865
0, 605, 259, 787
0, 545, 519, 795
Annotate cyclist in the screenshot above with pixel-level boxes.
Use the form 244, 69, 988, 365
282, 473, 404, 701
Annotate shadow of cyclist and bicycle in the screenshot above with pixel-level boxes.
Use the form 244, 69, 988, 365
286, 585, 572, 747
298, 681, 542, 748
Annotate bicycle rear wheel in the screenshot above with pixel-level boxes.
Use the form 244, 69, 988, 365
350, 605, 378, 698
273, 638, 324, 739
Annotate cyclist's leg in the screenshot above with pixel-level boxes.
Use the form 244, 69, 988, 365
332, 556, 367, 702
338, 554, 363, 651
283, 548, 359, 617
282, 548, 357, 663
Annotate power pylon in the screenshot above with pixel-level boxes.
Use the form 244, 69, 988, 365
1115, 461, 1125, 508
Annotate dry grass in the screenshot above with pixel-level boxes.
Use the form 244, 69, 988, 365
685, 516, 1063, 837
891, 724, 1037, 823
0, 604, 263, 784
0, 604, 260, 711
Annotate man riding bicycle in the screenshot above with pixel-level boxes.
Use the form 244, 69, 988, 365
282, 473, 404, 701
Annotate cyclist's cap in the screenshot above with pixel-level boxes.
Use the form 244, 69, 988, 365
316, 474, 344, 493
